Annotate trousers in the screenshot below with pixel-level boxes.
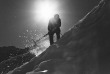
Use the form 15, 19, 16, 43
49, 28, 60, 45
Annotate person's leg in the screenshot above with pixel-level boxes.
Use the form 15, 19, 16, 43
56, 28, 61, 40
49, 33, 54, 45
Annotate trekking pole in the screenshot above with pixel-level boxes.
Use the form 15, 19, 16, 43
35, 33, 49, 42
29, 33, 49, 50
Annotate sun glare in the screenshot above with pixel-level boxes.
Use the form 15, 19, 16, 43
34, 0, 58, 24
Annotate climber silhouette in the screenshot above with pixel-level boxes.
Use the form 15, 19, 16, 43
48, 14, 61, 45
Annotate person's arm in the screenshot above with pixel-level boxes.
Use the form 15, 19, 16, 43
57, 18, 61, 28
59, 18, 61, 27
48, 20, 52, 32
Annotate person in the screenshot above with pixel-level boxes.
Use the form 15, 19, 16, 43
48, 14, 61, 45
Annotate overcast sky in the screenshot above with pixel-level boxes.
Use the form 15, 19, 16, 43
0, 0, 100, 48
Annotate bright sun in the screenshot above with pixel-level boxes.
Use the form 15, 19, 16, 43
34, 0, 58, 24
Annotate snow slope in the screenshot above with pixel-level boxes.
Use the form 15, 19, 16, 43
7, 0, 110, 74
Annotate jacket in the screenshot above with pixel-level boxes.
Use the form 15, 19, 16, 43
48, 18, 61, 32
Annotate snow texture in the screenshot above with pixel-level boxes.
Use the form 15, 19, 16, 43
4, 0, 110, 74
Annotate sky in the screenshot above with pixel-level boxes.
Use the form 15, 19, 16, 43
0, 0, 101, 48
